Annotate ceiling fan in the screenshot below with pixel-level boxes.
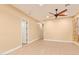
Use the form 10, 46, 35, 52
49, 9, 68, 18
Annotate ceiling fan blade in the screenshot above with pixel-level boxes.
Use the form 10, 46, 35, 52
57, 9, 67, 16
59, 14, 67, 16
58, 13, 67, 16
49, 12, 55, 15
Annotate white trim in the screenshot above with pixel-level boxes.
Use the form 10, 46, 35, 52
28, 39, 39, 44
44, 39, 79, 46
1, 45, 22, 55
20, 18, 29, 45
44, 39, 73, 43
73, 42, 79, 46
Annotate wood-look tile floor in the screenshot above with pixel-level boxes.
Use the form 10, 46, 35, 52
9, 40, 79, 55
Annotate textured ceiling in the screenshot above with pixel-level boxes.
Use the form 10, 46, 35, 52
13, 4, 79, 21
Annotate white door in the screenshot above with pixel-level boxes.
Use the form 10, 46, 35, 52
21, 20, 27, 44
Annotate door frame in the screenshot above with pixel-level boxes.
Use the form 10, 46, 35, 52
20, 18, 29, 45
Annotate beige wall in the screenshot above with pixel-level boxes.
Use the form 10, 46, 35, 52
0, 5, 41, 53
44, 17, 73, 42
0, 5, 21, 53
28, 20, 42, 43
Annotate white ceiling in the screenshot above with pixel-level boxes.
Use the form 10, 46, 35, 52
13, 4, 79, 21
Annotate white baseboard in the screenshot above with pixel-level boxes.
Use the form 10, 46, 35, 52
28, 38, 40, 44
1, 45, 22, 55
44, 39, 73, 43
44, 39, 79, 46
73, 42, 79, 46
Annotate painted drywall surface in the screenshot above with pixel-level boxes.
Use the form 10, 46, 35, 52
10, 5, 42, 43
13, 4, 79, 21
44, 17, 73, 41
0, 5, 41, 53
0, 5, 22, 53
28, 20, 42, 43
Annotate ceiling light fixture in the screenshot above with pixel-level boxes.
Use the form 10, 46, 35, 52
65, 4, 70, 7
39, 4, 44, 6
46, 16, 50, 18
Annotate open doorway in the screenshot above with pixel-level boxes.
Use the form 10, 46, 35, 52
76, 17, 79, 41
21, 19, 28, 45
